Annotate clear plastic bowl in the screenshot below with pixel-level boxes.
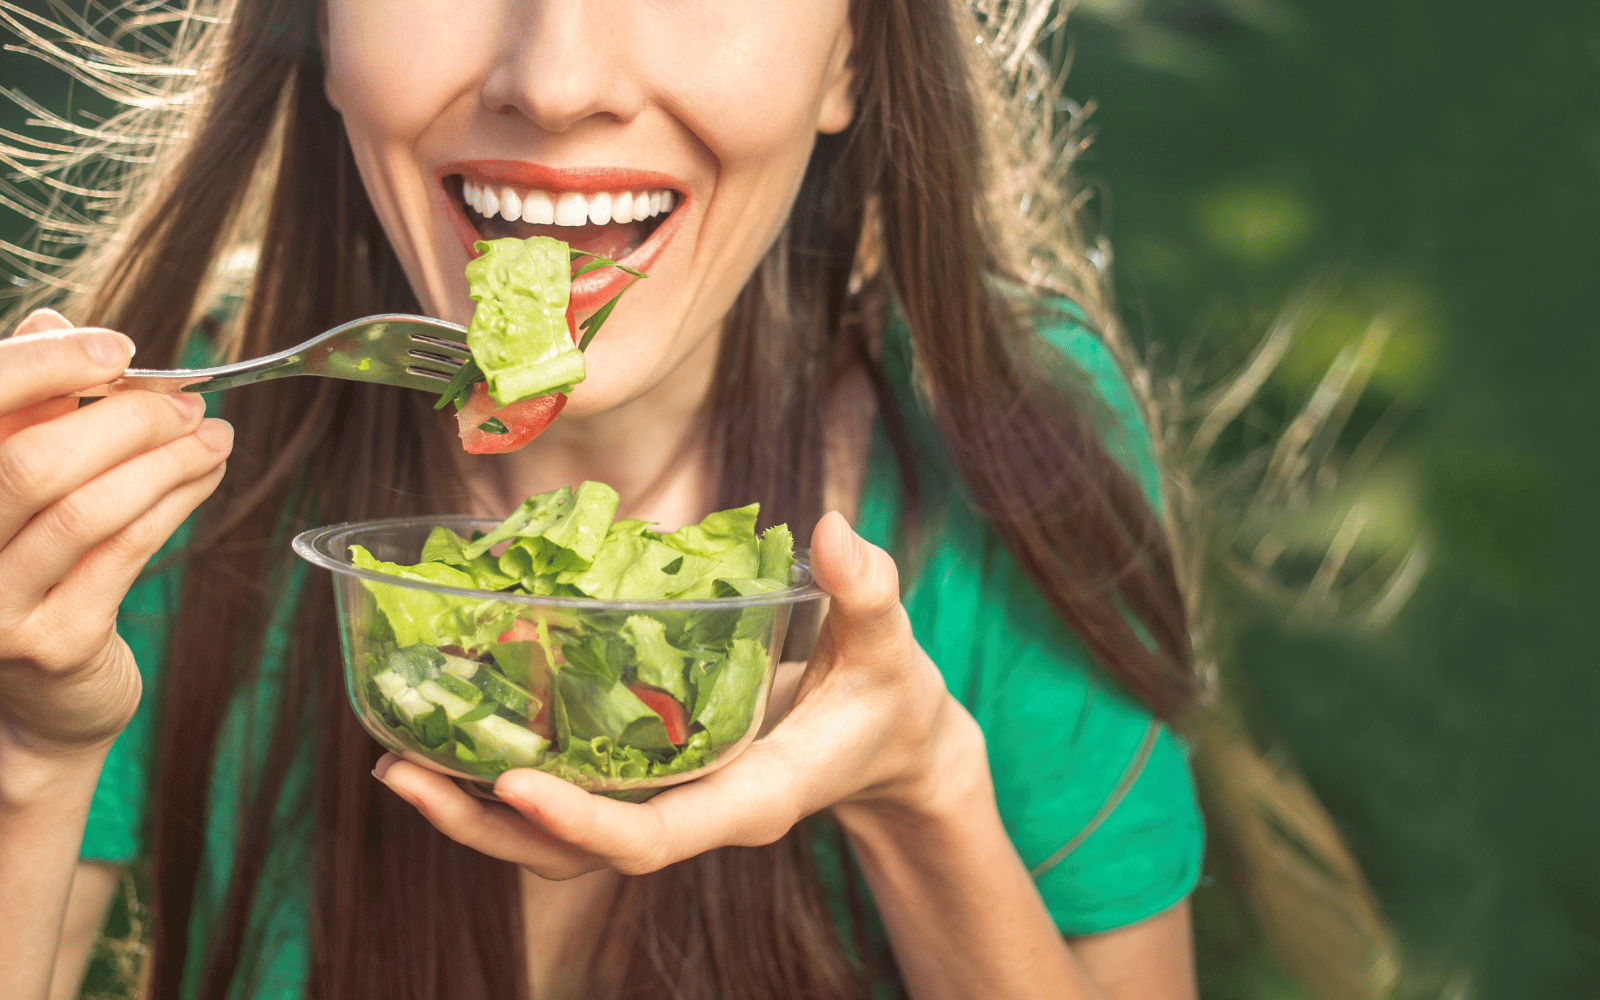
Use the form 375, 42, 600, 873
293, 516, 825, 800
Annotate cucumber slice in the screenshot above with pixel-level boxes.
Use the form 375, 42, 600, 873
453, 741, 510, 776
475, 664, 538, 718
393, 688, 449, 748
366, 678, 404, 729
388, 646, 443, 685
440, 652, 483, 682
434, 672, 483, 705
458, 714, 547, 768
372, 669, 410, 702
455, 700, 498, 724
416, 678, 478, 722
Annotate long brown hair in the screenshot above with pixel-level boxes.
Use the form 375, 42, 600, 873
15, 0, 1190, 996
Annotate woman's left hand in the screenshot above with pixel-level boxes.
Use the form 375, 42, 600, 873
372, 510, 986, 880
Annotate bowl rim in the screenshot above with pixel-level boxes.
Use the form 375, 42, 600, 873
292, 515, 827, 611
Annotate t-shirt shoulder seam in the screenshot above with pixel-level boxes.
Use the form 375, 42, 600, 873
1029, 718, 1161, 879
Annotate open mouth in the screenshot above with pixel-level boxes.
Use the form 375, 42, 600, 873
444, 173, 677, 264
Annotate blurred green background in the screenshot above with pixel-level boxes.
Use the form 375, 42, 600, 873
1056, 0, 1597, 996
2, 1, 1595, 997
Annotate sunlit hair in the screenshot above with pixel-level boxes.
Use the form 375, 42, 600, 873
2, 0, 1400, 997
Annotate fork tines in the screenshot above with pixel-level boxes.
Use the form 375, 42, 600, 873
407, 328, 470, 383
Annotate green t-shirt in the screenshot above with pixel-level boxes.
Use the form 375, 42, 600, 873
83, 312, 1202, 998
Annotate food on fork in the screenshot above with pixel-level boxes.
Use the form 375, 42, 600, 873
434, 235, 642, 454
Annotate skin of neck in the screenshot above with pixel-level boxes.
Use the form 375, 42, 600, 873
448, 313, 724, 531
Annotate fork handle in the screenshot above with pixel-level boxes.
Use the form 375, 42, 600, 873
70, 358, 299, 396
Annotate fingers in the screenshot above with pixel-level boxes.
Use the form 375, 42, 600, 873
0, 320, 135, 412
43, 458, 229, 628
2, 415, 230, 614
494, 740, 808, 874
0, 397, 78, 440
378, 741, 812, 880
0, 390, 212, 546
12, 308, 72, 338
373, 755, 606, 880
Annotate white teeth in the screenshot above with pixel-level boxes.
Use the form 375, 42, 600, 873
462, 180, 678, 227
524, 189, 555, 225
499, 186, 521, 222
554, 191, 588, 226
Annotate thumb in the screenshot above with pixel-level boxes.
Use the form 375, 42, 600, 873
808, 510, 905, 655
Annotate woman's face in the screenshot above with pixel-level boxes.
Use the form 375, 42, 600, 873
322, 0, 854, 420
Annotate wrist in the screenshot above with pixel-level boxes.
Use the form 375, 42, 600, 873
833, 694, 993, 839
0, 726, 113, 812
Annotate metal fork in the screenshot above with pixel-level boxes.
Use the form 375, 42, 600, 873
71, 313, 469, 396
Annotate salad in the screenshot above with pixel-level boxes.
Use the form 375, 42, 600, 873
346, 481, 795, 793
434, 235, 641, 454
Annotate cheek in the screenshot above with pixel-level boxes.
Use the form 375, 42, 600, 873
324, 2, 483, 145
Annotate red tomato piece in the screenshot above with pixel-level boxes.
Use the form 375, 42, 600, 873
456, 309, 581, 455
496, 618, 545, 645
629, 686, 691, 745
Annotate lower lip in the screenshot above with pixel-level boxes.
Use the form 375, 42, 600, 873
439, 182, 688, 315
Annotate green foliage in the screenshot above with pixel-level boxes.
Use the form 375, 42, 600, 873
1067, 0, 1598, 995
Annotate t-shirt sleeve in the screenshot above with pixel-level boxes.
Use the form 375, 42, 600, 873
933, 310, 1200, 934
962, 551, 1203, 936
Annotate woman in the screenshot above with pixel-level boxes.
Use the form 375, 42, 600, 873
0, 1, 1201, 997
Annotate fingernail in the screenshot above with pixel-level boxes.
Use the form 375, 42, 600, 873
371, 755, 396, 781
85, 331, 135, 367
195, 417, 233, 452
169, 393, 205, 419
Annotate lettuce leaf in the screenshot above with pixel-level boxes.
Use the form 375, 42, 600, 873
554, 672, 674, 752
692, 638, 768, 746
348, 482, 796, 785
350, 545, 513, 649
758, 523, 794, 584
465, 236, 584, 405
419, 526, 518, 591
620, 615, 690, 702
661, 503, 759, 556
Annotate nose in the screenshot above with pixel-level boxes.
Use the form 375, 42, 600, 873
479, 0, 643, 134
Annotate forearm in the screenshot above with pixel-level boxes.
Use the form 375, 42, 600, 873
0, 741, 109, 1000
833, 750, 1105, 1000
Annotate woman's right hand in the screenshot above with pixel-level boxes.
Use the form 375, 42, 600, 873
0, 309, 232, 768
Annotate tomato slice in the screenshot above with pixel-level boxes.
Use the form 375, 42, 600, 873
456, 310, 580, 455
497, 618, 546, 645
629, 686, 691, 745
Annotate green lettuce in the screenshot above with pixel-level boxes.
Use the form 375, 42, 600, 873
692, 637, 768, 746
347, 481, 796, 793
465, 236, 584, 405
349, 545, 513, 649
621, 615, 691, 702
